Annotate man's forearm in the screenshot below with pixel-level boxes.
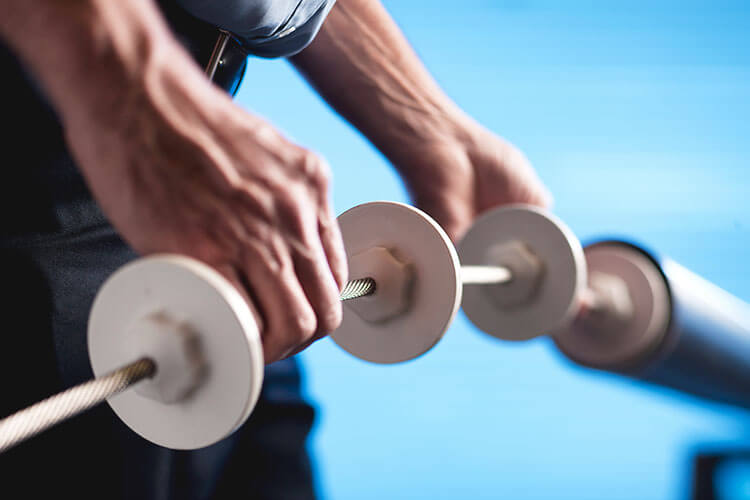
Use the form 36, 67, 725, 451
290, 0, 471, 167
0, 0, 179, 127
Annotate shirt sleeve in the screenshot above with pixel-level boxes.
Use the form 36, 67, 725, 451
176, 0, 336, 58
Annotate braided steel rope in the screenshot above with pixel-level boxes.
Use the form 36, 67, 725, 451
340, 277, 376, 301
0, 358, 155, 454
0, 278, 375, 454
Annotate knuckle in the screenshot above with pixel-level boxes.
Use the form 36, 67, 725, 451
267, 302, 316, 358
323, 216, 345, 246
274, 188, 300, 214
314, 158, 332, 186
273, 187, 303, 215
299, 150, 330, 187
318, 221, 348, 289
253, 121, 283, 146
318, 300, 343, 333
279, 204, 309, 238
291, 305, 317, 341
273, 190, 317, 239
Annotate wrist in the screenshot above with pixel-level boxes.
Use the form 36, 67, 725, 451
377, 102, 479, 174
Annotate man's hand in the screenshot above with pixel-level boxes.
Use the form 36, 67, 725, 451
394, 121, 551, 241
292, 0, 551, 241
1, 0, 347, 363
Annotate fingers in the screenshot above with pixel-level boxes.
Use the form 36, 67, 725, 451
301, 153, 348, 290
511, 168, 553, 209
238, 239, 318, 363
211, 262, 266, 332
211, 209, 342, 364
318, 205, 348, 291
405, 135, 554, 242
293, 151, 347, 338
289, 207, 343, 338
228, 149, 344, 363
277, 207, 346, 358
414, 190, 474, 242
493, 142, 553, 209
282, 333, 318, 360
531, 183, 554, 208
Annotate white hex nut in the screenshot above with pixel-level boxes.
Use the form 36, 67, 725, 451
345, 246, 414, 323
484, 241, 545, 308
584, 271, 635, 332
131, 312, 207, 404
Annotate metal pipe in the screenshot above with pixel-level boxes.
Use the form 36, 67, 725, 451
555, 240, 750, 409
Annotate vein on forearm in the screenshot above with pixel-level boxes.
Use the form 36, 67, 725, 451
291, 0, 464, 161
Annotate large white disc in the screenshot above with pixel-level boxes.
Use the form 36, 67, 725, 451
554, 242, 671, 368
331, 202, 462, 364
459, 205, 586, 341
88, 256, 264, 450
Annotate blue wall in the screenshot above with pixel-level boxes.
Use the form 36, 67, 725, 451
236, 2, 750, 498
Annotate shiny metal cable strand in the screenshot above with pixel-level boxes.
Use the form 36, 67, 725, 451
0, 280, 374, 454
0, 358, 155, 454
340, 278, 376, 301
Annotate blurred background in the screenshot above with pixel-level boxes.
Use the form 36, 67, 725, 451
236, 1, 750, 498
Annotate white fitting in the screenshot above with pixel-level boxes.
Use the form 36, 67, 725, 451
88, 255, 264, 450
580, 271, 635, 334
461, 265, 513, 285
332, 202, 461, 364
459, 205, 586, 341
482, 241, 544, 308
554, 243, 671, 368
345, 246, 414, 323
130, 312, 207, 404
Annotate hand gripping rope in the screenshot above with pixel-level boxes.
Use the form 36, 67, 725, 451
2, 201, 749, 452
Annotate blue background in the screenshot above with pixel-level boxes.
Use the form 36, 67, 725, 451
236, 1, 750, 498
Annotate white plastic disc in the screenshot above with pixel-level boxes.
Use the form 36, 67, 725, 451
554, 242, 671, 368
88, 256, 264, 450
331, 202, 462, 364
459, 205, 586, 341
